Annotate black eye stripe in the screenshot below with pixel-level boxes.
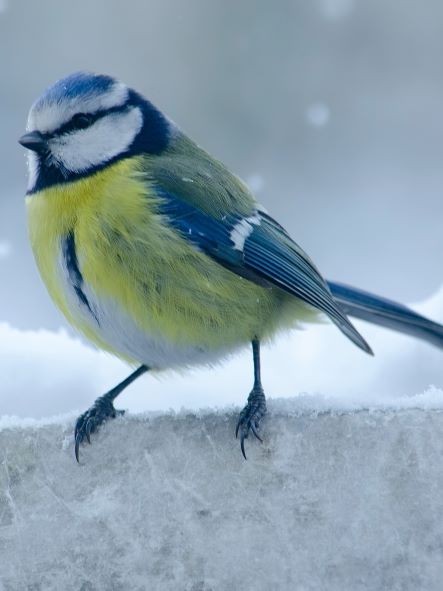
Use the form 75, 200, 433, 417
55, 104, 131, 136
58, 112, 99, 135
71, 113, 93, 129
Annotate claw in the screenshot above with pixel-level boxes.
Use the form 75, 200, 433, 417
250, 421, 262, 442
235, 420, 241, 439
85, 418, 93, 444
73, 395, 123, 462
235, 386, 267, 459
75, 432, 82, 463
72, 366, 147, 463
240, 436, 247, 460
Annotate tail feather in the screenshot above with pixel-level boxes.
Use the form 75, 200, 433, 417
328, 281, 443, 350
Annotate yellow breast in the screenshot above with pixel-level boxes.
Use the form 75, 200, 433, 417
26, 158, 153, 360
26, 157, 313, 368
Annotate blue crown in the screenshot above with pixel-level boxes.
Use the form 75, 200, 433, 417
34, 71, 116, 110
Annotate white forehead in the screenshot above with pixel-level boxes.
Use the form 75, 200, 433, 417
27, 80, 129, 134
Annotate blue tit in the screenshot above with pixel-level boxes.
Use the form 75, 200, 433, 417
19, 72, 443, 461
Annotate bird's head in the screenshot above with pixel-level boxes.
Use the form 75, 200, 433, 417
19, 72, 173, 193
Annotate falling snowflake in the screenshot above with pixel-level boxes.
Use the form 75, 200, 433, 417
318, 0, 354, 21
0, 241, 12, 259
306, 103, 330, 128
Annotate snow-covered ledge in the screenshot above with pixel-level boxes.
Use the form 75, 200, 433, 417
1, 402, 443, 590
1, 287, 443, 589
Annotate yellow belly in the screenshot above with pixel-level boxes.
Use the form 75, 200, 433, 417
26, 158, 317, 368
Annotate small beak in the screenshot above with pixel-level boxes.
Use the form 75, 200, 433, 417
18, 131, 47, 153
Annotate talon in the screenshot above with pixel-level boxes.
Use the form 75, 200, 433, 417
250, 421, 262, 442
73, 394, 123, 462
235, 386, 267, 459
240, 436, 247, 460
74, 416, 81, 440
85, 418, 93, 443
235, 421, 241, 439
71, 366, 147, 463
75, 432, 82, 463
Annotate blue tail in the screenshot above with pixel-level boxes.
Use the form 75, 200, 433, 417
327, 281, 443, 350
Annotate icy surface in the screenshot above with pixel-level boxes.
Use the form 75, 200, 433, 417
1, 406, 443, 590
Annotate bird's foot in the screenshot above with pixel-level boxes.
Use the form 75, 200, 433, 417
235, 386, 267, 459
74, 394, 124, 462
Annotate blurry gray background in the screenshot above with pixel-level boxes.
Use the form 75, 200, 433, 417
1, 0, 442, 331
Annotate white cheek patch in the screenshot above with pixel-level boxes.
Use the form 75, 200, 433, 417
230, 214, 261, 252
26, 151, 40, 192
28, 82, 129, 134
49, 107, 143, 173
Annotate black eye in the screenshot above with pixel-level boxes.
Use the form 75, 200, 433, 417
71, 113, 93, 130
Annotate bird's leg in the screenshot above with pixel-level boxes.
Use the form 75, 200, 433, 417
235, 339, 267, 459
74, 365, 149, 462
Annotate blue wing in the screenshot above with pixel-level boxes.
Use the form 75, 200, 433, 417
156, 191, 372, 354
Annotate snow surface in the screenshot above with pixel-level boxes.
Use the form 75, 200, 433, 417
1, 286, 443, 420
1, 407, 443, 590
1, 288, 443, 589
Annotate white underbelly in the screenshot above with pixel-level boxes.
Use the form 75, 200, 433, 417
84, 287, 231, 369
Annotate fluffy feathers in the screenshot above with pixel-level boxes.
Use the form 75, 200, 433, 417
24, 71, 370, 369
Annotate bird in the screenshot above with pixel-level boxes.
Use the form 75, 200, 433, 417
19, 72, 443, 461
